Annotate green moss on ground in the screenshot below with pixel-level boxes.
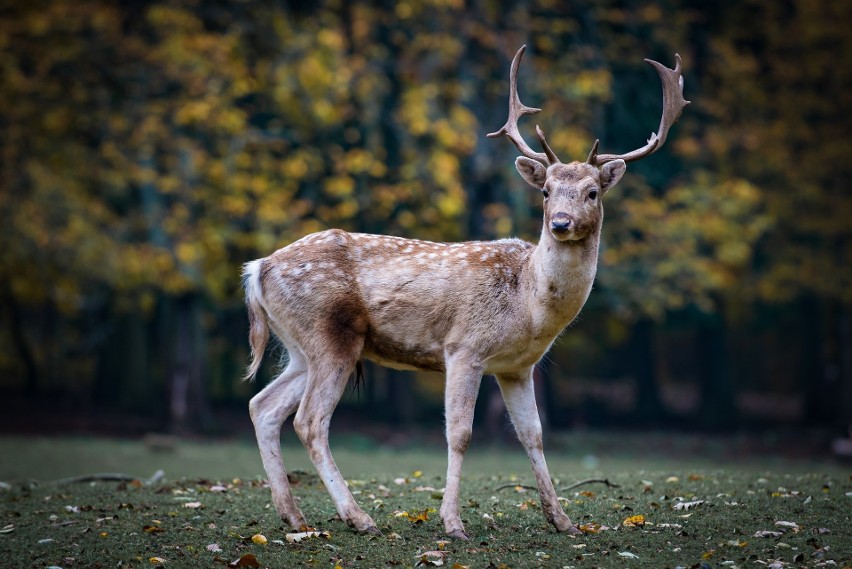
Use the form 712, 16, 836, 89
2, 468, 849, 568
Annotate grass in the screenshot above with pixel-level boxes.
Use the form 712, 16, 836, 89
0, 434, 850, 568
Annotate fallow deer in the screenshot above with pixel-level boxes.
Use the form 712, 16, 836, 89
243, 45, 688, 538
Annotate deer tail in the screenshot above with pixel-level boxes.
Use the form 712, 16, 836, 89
242, 259, 269, 382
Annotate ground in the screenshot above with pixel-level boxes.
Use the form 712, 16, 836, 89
0, 434, 849, 568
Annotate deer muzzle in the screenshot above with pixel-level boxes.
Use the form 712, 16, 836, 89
549, 213, 574, 236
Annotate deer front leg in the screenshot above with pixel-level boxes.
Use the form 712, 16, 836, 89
496, 370, 580, 535
249, 352, 309, 530
440, 356, 484, 540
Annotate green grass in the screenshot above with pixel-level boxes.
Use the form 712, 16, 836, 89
0, 435, 850, 568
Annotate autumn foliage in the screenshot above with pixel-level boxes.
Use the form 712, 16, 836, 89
0, 0, 850, 429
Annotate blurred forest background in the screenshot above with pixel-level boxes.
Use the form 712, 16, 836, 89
1, 0, 850, 441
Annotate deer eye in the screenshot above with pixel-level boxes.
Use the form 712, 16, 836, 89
542, 189, 549, 199
588, 189, 598, 200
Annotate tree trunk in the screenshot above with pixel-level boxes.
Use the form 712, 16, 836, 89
169, 294, 209, 434
697, 309, 736, 428
631, 317, 665, 419
1, 282, 38, 395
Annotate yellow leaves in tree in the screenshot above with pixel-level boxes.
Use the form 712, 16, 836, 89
324, 176, 355, 198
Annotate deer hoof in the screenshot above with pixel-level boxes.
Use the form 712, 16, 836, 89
446, 528, 470, 540
359, 524, 382, 536
556, 522, 582, 535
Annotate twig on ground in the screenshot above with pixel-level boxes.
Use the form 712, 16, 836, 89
495, 478, 620, 493
54, 469, 165, 486
559, 478, 620, 491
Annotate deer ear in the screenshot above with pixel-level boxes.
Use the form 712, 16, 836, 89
515, 157, 547, 190
600, 159, 626, 194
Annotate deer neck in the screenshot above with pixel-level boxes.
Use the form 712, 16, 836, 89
526, 224, 601, 329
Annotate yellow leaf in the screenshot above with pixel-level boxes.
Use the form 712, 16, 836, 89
251, 533, 267, 545
623, 514, 646, 528
149, 557, 166, 565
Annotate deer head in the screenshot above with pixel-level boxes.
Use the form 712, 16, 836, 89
488, 45, 690, 243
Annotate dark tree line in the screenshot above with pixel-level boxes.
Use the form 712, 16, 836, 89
0, 0, 850, 434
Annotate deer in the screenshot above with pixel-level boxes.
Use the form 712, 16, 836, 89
242, 45, 688, 539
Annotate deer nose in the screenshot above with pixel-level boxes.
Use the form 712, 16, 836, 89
550, 213, 573, 233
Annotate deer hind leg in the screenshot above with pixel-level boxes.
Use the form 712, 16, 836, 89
249, 349, 309, 529
440, 356, 484, 540
293, 342, 379, 535
496, 369, 580, 535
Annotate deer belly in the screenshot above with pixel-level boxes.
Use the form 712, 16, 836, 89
362, 329, 446, 373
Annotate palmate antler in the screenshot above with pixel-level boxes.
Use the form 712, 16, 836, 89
486, 45, 560, 166
587, 54, 690, 166
489, 46, 690, 167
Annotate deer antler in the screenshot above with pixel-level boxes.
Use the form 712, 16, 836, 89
487, 45, 560, 166
587, 53, 690, 166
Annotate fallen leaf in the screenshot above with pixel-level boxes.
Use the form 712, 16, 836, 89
0, 524, 14, 534
774, 521, 800, 532
285, 530, 330, 543
754, 530, 784, 538
251, 534, 267, 545
673, 500, 704, 511
665, 476, 680, 483
618, 551, 639, 559
183, 501, 203, 509
228, 553, 260, 568
623, 514, 646, 528
416, 550, 446, 567
143, 525, 165, 533
148, 557, 166, 564
206, 543, 222, 552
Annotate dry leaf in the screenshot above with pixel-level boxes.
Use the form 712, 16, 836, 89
774, 521, 800, 532
623, 514, 646, 527
148, 557, 166, 564
228, 553, 260, 568
673, 500, 704, 511
143, 525, 165, 533
754, 530, 784, 538
415, 550, 446, 567
285, 530, 330, 543
251, 534, 268, 545
206, 543, 222, 552
183, 501, 203, 509
618, 551, 639, 559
